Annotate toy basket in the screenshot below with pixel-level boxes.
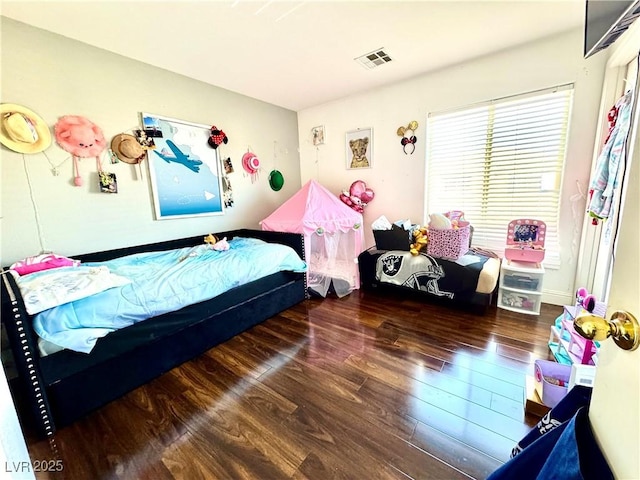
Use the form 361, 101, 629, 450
373, 225, 412, 251
534, 359, 570, 408
427, 222, 471, 260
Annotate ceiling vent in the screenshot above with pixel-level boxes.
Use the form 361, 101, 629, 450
355, 48, 393, 70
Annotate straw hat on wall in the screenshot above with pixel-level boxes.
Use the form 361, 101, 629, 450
0, 104, 52, 154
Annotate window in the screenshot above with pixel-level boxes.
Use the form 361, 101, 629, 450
425, 84, 574, 268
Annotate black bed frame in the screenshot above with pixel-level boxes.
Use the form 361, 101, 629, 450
1, 229, 306, 438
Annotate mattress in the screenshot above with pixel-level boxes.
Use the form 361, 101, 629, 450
20, 237, 306, 354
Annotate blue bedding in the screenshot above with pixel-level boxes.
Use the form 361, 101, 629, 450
32, 237, 306, 354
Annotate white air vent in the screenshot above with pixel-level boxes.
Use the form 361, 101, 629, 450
355, 48, 393, 70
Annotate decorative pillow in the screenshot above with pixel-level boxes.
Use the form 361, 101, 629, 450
10, 253, 79, 276
14, 265, 131, 315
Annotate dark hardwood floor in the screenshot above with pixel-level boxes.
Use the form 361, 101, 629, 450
23, 288, 561, 480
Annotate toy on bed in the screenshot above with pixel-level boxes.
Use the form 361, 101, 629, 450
204, 233, 230, 251
504, 219, 546, 266
409, 226, 429, 256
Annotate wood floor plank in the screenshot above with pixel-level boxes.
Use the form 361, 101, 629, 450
439, 362, 526, 401
359, 379, 517, 463
411, 421, 504, 480
22, 290, 560, 479
348, 358, 531, 442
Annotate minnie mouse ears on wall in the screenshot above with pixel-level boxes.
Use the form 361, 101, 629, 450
397, 120, 418, 155
208, 125, 228, 149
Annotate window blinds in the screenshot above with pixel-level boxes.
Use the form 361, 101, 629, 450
425, 85, 574, 268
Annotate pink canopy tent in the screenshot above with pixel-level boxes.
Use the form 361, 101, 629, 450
261, 179, 364, 297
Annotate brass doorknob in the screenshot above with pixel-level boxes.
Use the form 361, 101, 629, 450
574, 310, 640, 351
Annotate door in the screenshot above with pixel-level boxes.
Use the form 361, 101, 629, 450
588, 80, 640, 479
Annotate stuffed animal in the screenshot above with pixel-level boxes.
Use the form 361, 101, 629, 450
54, 115, 106, 158
204, 234, 218, 246
204, 233, 230, 251
54, 115, 107, 186
410, 226, 429, 256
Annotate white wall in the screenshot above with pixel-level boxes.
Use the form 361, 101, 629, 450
0, 18, 301, 264
297, 29, 608, 305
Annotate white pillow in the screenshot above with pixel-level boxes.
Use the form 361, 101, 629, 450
429, 213, 452, 229
14, 266, 131, 315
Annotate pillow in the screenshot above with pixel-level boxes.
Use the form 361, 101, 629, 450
14, 265, 131, 315
428, 213, 452, 229
10, 253, 79, 276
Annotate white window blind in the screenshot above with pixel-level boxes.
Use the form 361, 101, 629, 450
425, 85, 574, 269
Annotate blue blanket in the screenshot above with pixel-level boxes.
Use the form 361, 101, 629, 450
32, 237, 306, 354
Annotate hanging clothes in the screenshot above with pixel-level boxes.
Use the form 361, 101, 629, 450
588, 90, 634, 221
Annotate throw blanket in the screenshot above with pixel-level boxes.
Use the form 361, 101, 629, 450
29, 237, 306, 354
376, 251, 488, 300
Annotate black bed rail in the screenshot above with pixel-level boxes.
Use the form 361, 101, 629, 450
70, 229, 306, 265
1, 270, 56, 437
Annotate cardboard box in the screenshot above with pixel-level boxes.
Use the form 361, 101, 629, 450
525, 375, 551, 418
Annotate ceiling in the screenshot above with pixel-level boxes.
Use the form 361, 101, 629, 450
1, 1, 586, 111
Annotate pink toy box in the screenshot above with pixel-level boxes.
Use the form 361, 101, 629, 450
504, 219, 546, 265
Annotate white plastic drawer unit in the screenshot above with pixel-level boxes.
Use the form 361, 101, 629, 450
498, 288, 542, 315
501, 270, 543, 292
498, 259, 545, 315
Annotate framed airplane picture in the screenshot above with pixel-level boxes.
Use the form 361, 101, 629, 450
140, 113, 225, 219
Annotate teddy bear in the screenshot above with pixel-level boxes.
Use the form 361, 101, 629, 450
410, 226, 429, 256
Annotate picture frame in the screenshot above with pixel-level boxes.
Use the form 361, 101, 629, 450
141, 113, 225, 220
312, 125, 325, 146
346, 128, 373, 169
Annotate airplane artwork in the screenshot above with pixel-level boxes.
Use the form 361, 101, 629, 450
153, 140, 203, 173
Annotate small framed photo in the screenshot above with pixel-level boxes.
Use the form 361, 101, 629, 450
346, 128, 373, 169
312, 125, 325, 146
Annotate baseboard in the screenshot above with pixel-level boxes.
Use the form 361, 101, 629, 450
542, 289, 573, 306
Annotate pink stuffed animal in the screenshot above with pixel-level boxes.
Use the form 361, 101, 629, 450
54, 115, 106, 158
54, 115, 107, 186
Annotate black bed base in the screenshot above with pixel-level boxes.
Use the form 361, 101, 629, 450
1, 229, 306, 437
